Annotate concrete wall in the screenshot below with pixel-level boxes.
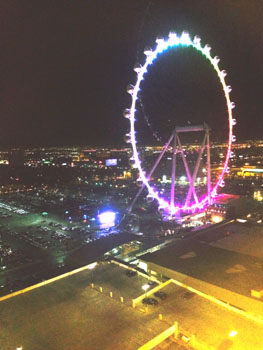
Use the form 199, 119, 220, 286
251, 289, 263, 299
132, 279, 172, 308
137, 323, 177, 350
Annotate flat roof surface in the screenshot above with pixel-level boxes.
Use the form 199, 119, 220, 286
141, 282, 262, 350
141, 223, 263, 297
0, 262, 262, 350
0, 263, 169, 350
214, 193, 240, 204
209, 222, 263, 258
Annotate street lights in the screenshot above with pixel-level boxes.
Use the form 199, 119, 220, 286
142, 284, 150, 298
87, 262, 97, 283
229, 330, 237, 338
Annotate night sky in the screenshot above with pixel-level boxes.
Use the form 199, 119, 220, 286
1, 0, 263, 147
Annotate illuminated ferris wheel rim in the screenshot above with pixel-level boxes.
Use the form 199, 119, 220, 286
125, 32, 236, 214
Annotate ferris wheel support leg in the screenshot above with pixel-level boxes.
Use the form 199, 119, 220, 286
170, 132, 177, 208
127, 184, 144, 213
177, 135, 199, 205
206, 129, 211, 204
127, 131, 175, 213
185, 134, 206, 207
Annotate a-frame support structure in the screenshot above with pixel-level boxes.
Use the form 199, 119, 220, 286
127, 123, 211, 214
170, 123, 211, 208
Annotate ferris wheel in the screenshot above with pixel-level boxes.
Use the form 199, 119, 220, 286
124, 32, 236, 216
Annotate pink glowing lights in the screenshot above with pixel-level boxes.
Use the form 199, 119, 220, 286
125, 32, 236, 214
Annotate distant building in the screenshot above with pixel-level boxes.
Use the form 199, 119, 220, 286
237, 166, 263, 178
206, 194, 254, 223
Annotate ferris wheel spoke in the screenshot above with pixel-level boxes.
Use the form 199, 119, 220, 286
146, 130, 175, 180
127, 131, 175, 213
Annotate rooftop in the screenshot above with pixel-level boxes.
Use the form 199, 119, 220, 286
140, 221, 263, 297
0, 263, 168, 350
1, 260, 263, 350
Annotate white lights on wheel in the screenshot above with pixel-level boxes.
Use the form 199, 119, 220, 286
124, 32, 236, 213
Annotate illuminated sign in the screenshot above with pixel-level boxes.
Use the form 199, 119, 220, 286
105, 159, 117, 166
98, 211, 116, 229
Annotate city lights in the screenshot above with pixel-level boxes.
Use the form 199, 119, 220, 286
1, 2, 263, 350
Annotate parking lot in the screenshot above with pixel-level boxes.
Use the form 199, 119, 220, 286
136, 281, 263, 350
0, 197, 116, 295
0, 263, 168, 350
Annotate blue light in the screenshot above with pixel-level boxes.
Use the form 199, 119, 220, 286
98, 211, 116, 225
83, 214, 87, 219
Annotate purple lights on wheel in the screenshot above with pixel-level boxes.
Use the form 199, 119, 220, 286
125, 32, 236, 214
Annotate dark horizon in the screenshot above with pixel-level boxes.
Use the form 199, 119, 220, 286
0, 138, 261, 152
1, 1, 263, 148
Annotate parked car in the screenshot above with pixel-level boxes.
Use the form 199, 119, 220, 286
125, 270, 137, 277
148, 280, 158, 287
183, 291, 195, 299
142, 297, 158, 305
154, 291, 167, 300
